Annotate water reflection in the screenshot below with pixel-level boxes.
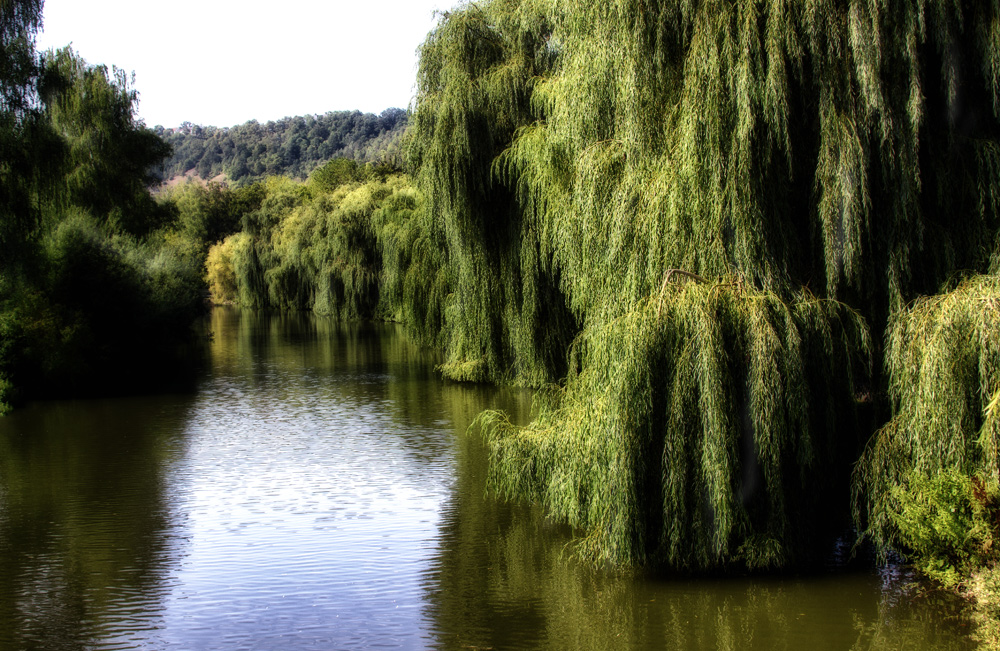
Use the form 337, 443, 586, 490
424, 414, 976, 651
0, 394, 195, 650
152, 308, 462, 649
0, 308, 979, 650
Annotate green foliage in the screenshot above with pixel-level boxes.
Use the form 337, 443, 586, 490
0, 377, 12, 414
39, 47, 174, 237
309, 157, 367, 192
405, 0, 1000, 569
970, 565, 1000, 648
855, 275, 1000, 556
157, 179, 265, 262
0, 36, 206, 408
45, 212, 204, 352
0, 114, 62, 274
410, 0, 576, 386
0, 0, 59, 275
376, 184, 451, 347
888, 469, 999, 587
205, 234, 238, 304
154, 108, 408, 187
0, 303, 28, 414
0, 213, 205, 406
494, 0, 998, 318
0, 0, 42, 115
205, 174, 447, 341
225, 231, 265, 309
479, 280, 868, 569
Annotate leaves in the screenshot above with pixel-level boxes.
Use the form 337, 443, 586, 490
855, 275, 1000, 558
408, 0, 1000, 569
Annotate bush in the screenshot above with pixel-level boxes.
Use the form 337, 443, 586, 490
970, 565, 1000, 648
0, 211, 209, 400
891, 468, 1000, 587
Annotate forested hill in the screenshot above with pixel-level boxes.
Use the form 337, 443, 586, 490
153, 108, 407, 186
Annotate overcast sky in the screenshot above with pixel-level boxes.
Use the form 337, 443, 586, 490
36, 0, 448, 128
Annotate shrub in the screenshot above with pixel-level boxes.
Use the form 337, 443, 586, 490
890, 469, 1000, 587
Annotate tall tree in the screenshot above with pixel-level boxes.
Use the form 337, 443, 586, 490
410, 0, 1000, 570
40, 47, 172, 236
0, 0, 51, 275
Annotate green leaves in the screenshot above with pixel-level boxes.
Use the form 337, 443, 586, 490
889, 469, 1000, 587
156, 110, 409, 187
203, 174, 439, 329
310, 157, 367, 192
482, 281, 868, 569
1, 37, 205, 407
855, 275, 1000, 559
40, 47, 172, 237
408, 0, 1000, 570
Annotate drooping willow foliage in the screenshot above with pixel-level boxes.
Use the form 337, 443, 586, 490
497, 0, 1000, 315
854, 274, 1000, 558
480, 280, 869, 568
204, 0, 1000, 570
376, 186, 452, 347
409, 0, 578, 384
407, 0, 1000, 569
205, 173, 450, 345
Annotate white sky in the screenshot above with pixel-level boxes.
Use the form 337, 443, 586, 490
36, 0, 448, 128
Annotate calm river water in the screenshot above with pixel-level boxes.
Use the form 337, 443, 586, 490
0, 308, 977, 650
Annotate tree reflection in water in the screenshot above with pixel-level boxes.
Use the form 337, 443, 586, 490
425, 413, 975, 651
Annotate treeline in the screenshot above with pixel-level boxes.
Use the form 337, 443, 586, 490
393, 0, 998, 641
0, 3, 410, 411
202, 2, 1000, 639
204, 174, 441, 329
153, 109, 408, 186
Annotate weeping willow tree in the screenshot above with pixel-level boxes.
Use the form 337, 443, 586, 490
481, 280, 869, 568
855, 274, 1000, 561
375, 185, 452, 347
496, 0, 1000, 312
205, 173, 452, 345
409, 0, 1000, 569
409, 0, 578, 385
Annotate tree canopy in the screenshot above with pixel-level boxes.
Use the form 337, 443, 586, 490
0, 14, 205, 413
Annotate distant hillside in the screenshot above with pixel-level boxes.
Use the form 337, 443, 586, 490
153, 108, 407, 187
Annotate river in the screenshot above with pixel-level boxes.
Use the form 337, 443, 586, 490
0, 308, 977, 650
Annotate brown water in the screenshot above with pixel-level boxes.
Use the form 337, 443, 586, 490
0, 307, 977, 650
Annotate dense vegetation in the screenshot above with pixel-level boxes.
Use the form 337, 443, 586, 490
201, 0, 1000, 585
203, 168, 447, 346
396, 0, 1000, 639
0, 9, 205, 412
153, 109, 408, 186
392, 0, 1000, 574
4, 0, 1000, 641
0, 4, 409, 412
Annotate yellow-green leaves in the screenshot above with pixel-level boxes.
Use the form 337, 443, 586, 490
482, 281, 868, 569
856, 275, 1000, 558
409, 0, 1000, 569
